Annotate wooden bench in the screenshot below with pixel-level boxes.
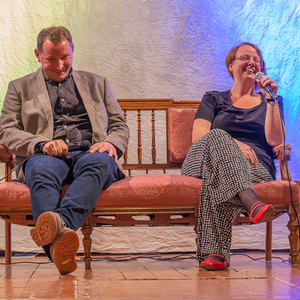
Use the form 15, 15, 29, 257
0, 99, 299, 269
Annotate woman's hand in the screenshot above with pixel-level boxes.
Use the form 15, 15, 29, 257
234, 139, 258, 166
256, 74, 279, 100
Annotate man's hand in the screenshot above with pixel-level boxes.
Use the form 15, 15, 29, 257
88, 142, 118, 164
234, 139, 258, 166
43, 140, 70, 159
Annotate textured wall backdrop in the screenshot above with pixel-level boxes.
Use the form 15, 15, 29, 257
0, 0, 299, 253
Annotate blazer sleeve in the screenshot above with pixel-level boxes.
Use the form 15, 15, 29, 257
0, 79, 51, 157
74, 71, 130, 156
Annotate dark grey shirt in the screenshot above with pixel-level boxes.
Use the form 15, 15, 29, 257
195, 90, 284, 179
35, 69, 93, 153
45, 69, 92, 144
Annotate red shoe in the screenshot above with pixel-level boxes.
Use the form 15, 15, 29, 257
199, 254, 229, 271
249, 201, 274, 224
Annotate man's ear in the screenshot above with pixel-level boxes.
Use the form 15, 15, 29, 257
34, 48, 41, 62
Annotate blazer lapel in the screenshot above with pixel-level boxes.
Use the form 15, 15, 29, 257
72, 71, 106, 134
32, 68, 53, 137
72, 71, 95, 115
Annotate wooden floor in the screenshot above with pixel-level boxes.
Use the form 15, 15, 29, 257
1, 251, 300, 299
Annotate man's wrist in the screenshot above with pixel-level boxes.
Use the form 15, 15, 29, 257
34, 142, 48, 154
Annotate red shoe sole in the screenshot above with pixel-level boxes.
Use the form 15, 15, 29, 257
250, 204, 274, 224
200, 255, 229, 271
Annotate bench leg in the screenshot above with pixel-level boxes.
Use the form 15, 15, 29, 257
265, 220, 272, 261
81, 216, 93, 269
287, 204, 300, 264
5, 221, 12, 265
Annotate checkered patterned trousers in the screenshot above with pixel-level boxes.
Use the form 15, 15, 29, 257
181, 129, 273, 264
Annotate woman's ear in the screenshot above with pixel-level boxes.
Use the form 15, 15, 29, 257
228, 62, 234, 78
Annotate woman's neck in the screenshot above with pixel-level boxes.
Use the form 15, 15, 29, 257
230, 81, 261, 108
230, 80, 257, 98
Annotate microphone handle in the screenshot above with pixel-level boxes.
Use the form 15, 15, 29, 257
264, 85, 277, 101
68, 142, 90, 151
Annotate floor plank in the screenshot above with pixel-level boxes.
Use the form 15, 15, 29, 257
1, 251, 300, 299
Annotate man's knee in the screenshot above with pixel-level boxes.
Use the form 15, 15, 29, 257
25, 155, 68, 178
78, 152, 115, 175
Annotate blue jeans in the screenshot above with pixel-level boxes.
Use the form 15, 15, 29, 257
24, 151, 119, 230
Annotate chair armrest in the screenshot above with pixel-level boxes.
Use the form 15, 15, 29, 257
0, 145, 12, 163
273, 143, 291, 181
0, 145, 16, 182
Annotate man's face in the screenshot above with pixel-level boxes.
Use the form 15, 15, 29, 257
35, 39, 74, 82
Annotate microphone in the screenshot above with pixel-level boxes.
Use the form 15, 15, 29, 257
254, 72, 277, 101
67, 140, 91, 151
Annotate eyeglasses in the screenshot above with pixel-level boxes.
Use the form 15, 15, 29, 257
234, 55, 262, 66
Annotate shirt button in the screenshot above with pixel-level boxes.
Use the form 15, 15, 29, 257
64, 125, 67, 129
65, 139, 69, 143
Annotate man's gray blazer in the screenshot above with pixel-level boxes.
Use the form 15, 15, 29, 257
0, 67, 130, 181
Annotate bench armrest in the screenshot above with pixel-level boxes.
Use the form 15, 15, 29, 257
273, 143, 291, 181
0, 145, 13, 163
0, 145, 16, 182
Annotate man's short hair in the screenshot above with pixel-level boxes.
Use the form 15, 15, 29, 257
37, 26, 73, 54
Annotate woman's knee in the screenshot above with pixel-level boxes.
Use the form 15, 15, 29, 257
206, 129, 230, 140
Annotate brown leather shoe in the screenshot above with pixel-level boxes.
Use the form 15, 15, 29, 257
30, 212, 66, 247
49, 227, 79, 275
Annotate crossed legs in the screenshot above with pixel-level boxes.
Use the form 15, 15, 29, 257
25, 151, 118, 274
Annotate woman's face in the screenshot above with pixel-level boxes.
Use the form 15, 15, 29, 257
229, 45, 261, 82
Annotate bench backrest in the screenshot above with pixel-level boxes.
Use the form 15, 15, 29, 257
117, 99, 200, 176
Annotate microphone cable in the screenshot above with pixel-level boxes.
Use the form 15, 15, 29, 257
273, 96, 299, 254
255, 72, 298, 254
0, 153, 45, 182
0, 140, 91, 182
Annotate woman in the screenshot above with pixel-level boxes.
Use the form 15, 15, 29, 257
181, 42, 285, 271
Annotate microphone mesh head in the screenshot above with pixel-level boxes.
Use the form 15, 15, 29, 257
254, 72, 264, 81
81, 140, 91, 150
82, 140, 91, 147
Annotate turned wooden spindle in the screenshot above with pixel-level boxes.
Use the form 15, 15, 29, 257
151, 109, 156, 164
5, 161, 12, 265
137, 109, 142, 164
81, 214, 93, 269
123, 109, 128, 164
287, 203, 300, 264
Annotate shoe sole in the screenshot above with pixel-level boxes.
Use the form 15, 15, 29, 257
30, 212, 60, 247
259, 205, 275, 223
199, 257, 229, 271
51, 229, 79, 275
200, 264, 229, 271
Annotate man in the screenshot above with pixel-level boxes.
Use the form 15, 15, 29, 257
0, 26, 130, 275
